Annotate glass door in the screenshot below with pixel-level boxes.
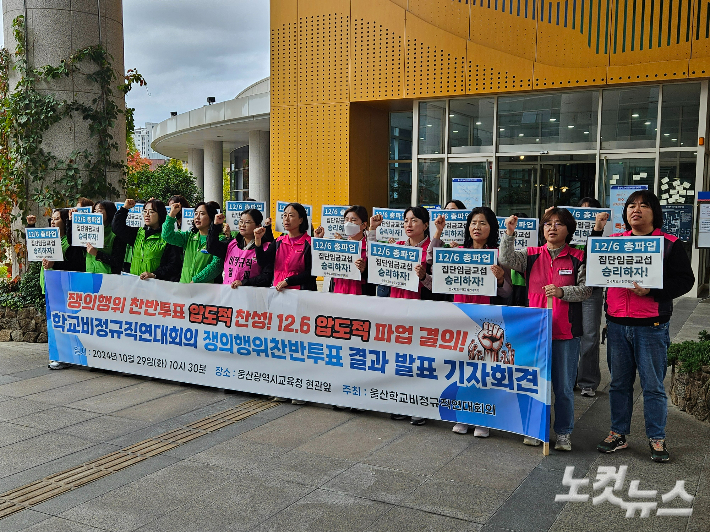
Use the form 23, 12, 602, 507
447, 159, 491, 209
497, 156, 539, 218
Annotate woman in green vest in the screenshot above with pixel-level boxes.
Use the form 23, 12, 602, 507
112, 198, 182, 282
82, 201, 126, 274
162, 201, 224, 283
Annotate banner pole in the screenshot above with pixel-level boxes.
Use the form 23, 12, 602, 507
543, 295, 553, 456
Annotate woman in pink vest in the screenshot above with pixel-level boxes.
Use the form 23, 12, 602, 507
207, 209, 274, 287
499, 207, 591, 451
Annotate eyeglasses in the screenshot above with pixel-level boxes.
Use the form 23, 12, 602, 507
238, 220, 255, 226
543, 222, 565, 229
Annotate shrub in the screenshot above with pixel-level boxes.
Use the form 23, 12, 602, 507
668, 330, 710, 373
125, 159, 202, 205
0, 261, 44, 311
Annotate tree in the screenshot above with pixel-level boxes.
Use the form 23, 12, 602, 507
125, 159, 201, 205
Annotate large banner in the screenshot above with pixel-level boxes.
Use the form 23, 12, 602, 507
45, 271, 553, 441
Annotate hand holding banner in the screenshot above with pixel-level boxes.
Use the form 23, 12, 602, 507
115, 202, 145, 228
180, 208, 195, 232
372, 208, 405, 242
428, 209, 467, 245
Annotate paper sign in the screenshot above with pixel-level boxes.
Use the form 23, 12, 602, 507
71, 213, 104, 248
373, 208, 406, 242
661, 177, 669, 184
311, 238, 362, 280
115, 202, 144, 228
432, 248, 498, 296
496, 217, 538, 250
225, 201, 266, 227
586, 236, 664, 289
661, 184, 669, 190
559, 207, 613, 244
429, 209, 468, 245
368, 242, 422, 292
26, 227, 63, 261
320, 205, 348, 238
181, 208, 195, 232
451, 177, 483, 209
611, 185, 647, 232
640, 172, 648, 178
275, 201, 313, 233
76, 206, 92, 213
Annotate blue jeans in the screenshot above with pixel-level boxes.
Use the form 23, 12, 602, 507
552, 337, 580, 436
607, 321, 670, 440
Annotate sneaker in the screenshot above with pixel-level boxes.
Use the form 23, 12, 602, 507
291, 399, 306, 405
649, 439, 670, 462
452, 423, 469, 434
597, 431, 628, 453
48, 361, 71, 370
410, 417, 426, 426
580, 388, 596, 397
523, 437, 541, 446
270, 397, 289, 402
390, 413, 408, 421
473, 426, 490, 438
554, 433, 572, 451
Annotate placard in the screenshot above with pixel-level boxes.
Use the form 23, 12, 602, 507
432, 248, 498, 296
75, 206, 92, 213
367, 242, 421, 292
429, 209, 468, 245
320, 205, 348, 238
586, 236, 664, 289
26, 227, 63, 261
661, 204, 693, 242
496, 217, 538, 250
699, 193, 710, 248
275, 201, 313, 233
180, 208, 195, 232
71, 213, 104, 248
115, 202, 144, 228
451, 177, 483, 208
311, 238, 362, 280
372, 208, 405, 242
225, 201, 266, 227
610, 185, 647, 233
559, 206, 613, 245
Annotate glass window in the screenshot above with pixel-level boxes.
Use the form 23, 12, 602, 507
388, 162, 412, 209
659, 151, 697, 204
497, 91, 598, 150
448, 161, 490, 208
660, 83, 700, 148
600, 158, 656, 212
417, 159, 443, 206
390, 111, 413, 160
601, 87, 659, 149
497, 157, 538, 218
449, 98, 494, 154
418, 101, 446, 155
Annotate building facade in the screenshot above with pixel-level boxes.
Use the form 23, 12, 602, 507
134, 123, 168, 160
270, 0, 710, 294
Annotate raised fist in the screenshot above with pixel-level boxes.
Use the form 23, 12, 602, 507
478, 322, 504, 362
124, 198, 136, 210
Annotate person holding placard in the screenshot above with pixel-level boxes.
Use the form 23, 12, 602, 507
314, 205, 373, 295
444, 200, 466, 248
208, 209, 274, 288
162, 201, 224, 284
82, 201, 126, 275
500, 208, 591, 451
112, 198, 182, 282
593, 190, 694, 463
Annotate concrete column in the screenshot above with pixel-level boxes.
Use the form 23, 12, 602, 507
203, 140, 224, 204
187, 148, 204, 194
248, 130, 270, 214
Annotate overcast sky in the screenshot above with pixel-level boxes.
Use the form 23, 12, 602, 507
0, 0, 271, 128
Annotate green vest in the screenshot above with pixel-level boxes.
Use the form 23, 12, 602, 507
41, 235, 69, 294
130, 228, 167, 276
180, 232, 211, 283
85, 228, 116, 274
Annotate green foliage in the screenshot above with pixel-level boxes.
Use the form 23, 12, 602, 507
668, 330, 710, 373
0, 261, 44, 311
125, 159, 202, 205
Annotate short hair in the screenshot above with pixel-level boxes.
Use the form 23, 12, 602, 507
344, 205, 368, 225
241, 209, 263, 226
541, 207, 576, 244
446, 199, 466, 210
463, 207, 499, 249
622, 190, 663, 230
283, 202, 310, 234
578, 197, 601, 208
145, 199, 167, 226
403, 206, 430, 237
77, 197, 94, 207
94, 200, 117, 225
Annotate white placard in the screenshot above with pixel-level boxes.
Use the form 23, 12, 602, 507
451, 177, 483, 208
496, 217, 538, 250
428, 209, 468, 245
115, 202, 144, 228
373, 208, 406, 242
76, 206, 92, 213
311, 238, 362, 280
71, 213, 104, 248
26, 227, 63, 261
432, 248, 498, 296
586, 236, 664, 289
367, 242, 422, 292
275, 201, 313, 233
320, 205, 348, 238
181, 208, 195, 232
225, 201, 266, 227
699, 203, 710, 248
559, 207, 613, 245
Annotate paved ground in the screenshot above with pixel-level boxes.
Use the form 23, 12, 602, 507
0, 298, 708, 532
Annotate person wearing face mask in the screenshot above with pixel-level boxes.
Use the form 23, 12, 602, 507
499, 208, 591, 452
207, 208, 274, 288
162, 201, 224, 283
112, 198, 182, 282
314, 205, 373, 295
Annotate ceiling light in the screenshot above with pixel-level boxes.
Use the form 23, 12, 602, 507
664, 133, 670, 136
550, 118, 556, 122
518, 133, 524, 137
449, 114, 455, 117
475, 121, 482, 125
500, 128, 505, 131
519, 155, 525, 160
452, 130, 459, 133
632, 113, 639, 117
536, 138, 540, 142
583, 131, 589, 134
645, 121, 651, 125
426, 124, 433, 127
567, 125, 574, 129
672, 138, 677, 141
420, 137, 425, 140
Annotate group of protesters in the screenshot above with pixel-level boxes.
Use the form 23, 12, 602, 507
28, 188, 695, 463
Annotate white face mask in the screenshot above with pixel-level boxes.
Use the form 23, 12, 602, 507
343, 221, 361, 237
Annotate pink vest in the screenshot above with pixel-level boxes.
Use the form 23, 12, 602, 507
273, 233, 311, 290
390, 237, 430, 300
222, 240, 265, 285
332, 238, 367, 295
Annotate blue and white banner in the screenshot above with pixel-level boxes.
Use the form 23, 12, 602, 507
275, 201, 313, 233
496, 217, 538, 250
320, 205, 348, 238
559, 206, 612, 245
586, 236, 664, 288
115, 202, 145, 228
311, 238, 362, 280
180, 208, 195, 232
45, 271, 552, 441
367, 242, 422, 292
373, 208, 405, 242
225, 201, 267, 227
611, 185, 647, 233
76, 206, 92, 213
451, 177, 483, 209
428, 209, 468, 245
432, 248, 498, 296
26, 227, 63, 261
71, 213, 104, 248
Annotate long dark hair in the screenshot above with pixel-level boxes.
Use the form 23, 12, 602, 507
622, 190, 663, 230
446, 199, 467, 209
284, 202, 310, 234
192, 201, 219, 233
52, 208, 70, 233
463, 207, 499, 249
403, 206, 430, 238
94, 201, 117, 226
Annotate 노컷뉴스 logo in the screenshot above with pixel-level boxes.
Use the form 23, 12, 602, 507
555, 466, 693, 518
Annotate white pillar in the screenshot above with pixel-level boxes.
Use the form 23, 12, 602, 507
188, 148, 204, 195
248, 130, 270, 214
203, 140, 224, 203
